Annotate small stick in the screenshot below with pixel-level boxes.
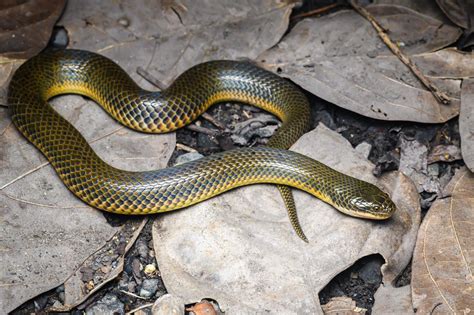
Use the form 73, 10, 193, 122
201, 112, 225, 130
291, 3, 340, 20
186, 124, 219, 136
119, 289, 147, 300
176, 143, 197, 152
0, 104, 8, 108
349, 0, 451, 105
136, 66, 168, 90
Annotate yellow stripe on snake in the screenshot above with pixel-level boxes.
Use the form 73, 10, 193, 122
8, 49, 396, 242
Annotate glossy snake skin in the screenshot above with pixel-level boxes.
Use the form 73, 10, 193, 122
8, 50, 396, 241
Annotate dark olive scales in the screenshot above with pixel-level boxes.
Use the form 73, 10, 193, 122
8, 49, 396, 242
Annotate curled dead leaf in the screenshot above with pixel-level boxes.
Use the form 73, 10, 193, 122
321, 297, 367, 314
411, 168, 474, 314
186, 300, 218, 315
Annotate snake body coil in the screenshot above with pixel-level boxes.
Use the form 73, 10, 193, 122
8, 50, 396, 236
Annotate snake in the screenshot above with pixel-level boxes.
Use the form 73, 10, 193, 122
8, 49, 396, 241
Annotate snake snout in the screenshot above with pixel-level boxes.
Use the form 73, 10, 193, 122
348, 184, 396, 219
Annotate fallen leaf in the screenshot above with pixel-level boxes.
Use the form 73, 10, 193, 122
460, 79, 474, 172
411, 168, 474, 314
0, 96, 174, 313
374, 0, 453, 23
372, 284, 414, 314
48, 219, 147, 311
435, 0, 470, 28
152, 124, 421, 314
258, 6, 465, 123
186, 300, 218, 315
398, 138, 441, 194
0, 0, 65, 59
427, 144, 462, 164
321, 297, 367, 314
0, 191, 117, 314
56, 0, 296, 90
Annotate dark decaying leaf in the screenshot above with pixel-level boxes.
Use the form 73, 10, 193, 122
435, 0, 470, 29
0, 0, 66, 59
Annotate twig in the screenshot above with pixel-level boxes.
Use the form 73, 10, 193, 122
136, 66, 167, 90
125, 303, 154, 314
291, 3, 340, 20
0, 104, 8, 108
186, 124, 219, 136
119, 289, 147, 300
176, 143, 197, 152
201, 112, 225, 130
349, 0, 451, 105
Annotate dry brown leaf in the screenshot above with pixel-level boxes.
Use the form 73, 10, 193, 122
0, 0, 65, 59
460, 79, 474, 172
435, 0, 470, 28
374, 0, 453, 23
186, 300, 218, 315
411, 168, 474, 314
152, 124, 421, 314
258, 6, 464, 123
321, 297, 367, 314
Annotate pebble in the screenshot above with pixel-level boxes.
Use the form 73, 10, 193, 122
136, 239, 149, 260
175, 152, 204, 165
358, 259, 382, 285
140, 278, 160, 298
355, 142, 372, 159
151, 294, 185, 315
85, 294, 125, 315
51, 27, 69, 48
51, 300, 63, 309
144, 263, 157, 275
117, 17, 130, 27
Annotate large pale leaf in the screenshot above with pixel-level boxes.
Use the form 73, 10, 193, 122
411, 168, 474, 314
57, 0, 296, 89
372, 284, 414, 314
259, 6, 464, 123
152, 124, 421, 314
0, 95, 174, 313
460, 79, 474, 172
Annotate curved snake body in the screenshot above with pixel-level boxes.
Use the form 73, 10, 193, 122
8, 50, 396, 238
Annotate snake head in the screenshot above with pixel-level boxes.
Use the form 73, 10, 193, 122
337, 182, 396, 220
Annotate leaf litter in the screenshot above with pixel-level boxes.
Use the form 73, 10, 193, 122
1, 0, 473, 314
1, 0, 296, 313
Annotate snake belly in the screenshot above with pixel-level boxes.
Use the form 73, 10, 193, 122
8, 50, 396, 231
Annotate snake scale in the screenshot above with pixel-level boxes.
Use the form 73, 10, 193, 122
8, 49, 396, 242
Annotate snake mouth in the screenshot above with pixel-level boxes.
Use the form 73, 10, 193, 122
339, 188, 396, 220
